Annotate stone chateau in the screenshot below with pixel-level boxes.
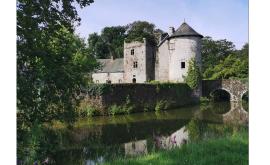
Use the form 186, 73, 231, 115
92, 22, 203, 83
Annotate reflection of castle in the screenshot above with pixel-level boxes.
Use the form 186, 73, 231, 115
154, 126, 188, 149
92, 22, 203, 83
124, 139, 148, 156
124, 126, 189, 156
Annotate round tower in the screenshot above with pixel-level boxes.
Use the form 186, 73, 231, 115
167, 22, 203, 82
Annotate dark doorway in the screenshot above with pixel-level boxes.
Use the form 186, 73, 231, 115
132, 78, 136, 83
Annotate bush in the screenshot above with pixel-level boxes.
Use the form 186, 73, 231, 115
77, 99, 98, 117
108, 105, 122, 116
143, 103, 151, 112
155, 100, 170, 112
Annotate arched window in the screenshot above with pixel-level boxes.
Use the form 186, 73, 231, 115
132, 78, 136, 83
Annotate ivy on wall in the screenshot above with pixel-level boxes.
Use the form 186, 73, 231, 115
183, 58, 202, 89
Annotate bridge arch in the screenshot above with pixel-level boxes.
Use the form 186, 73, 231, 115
202, 80, 248, 102
209, 88, 232, 102
241, 90, 249, 112
241, 90, 249, 101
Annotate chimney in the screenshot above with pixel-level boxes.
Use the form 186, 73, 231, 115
169, 27, 175, 36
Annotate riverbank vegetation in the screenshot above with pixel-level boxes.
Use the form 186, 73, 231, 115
17, 1, 248, 164
104, 124, 248, 165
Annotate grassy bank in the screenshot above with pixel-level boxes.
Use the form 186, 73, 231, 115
104, 130, 248, 165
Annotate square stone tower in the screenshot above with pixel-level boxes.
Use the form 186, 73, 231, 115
123, 38, 155, 83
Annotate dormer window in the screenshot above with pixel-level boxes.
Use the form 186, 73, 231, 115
131, 49, 134, 55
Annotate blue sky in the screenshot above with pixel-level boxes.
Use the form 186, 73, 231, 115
76, 0, 248, 49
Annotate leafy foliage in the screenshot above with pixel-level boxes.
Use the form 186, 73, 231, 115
17, 0, 96, 126
87, 26, 127, 59
183, 58, 201, 89
108, 95, 134, 115
17, 0, 95, 163
125, 21, 160, 46
155, 100, 170, 111
87, 21, 163, 59
203, 44, 248, 79
201, 37, 248, 80
201, 36, 236, 75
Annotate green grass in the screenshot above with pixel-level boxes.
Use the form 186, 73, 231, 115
103, 130, 248, 165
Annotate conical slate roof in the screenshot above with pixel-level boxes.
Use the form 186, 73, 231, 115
169, 22, 203, 38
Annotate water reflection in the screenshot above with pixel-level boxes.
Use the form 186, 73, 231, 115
49, 101, 248, 164
124, 140, 148, 156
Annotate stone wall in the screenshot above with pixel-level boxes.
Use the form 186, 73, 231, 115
155, 40, 170, 81
92, 72, 124, 84
123, 39, 155, 83
83, 83, 198, 115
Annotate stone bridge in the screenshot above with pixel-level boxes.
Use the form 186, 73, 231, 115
202, 79, 248, 102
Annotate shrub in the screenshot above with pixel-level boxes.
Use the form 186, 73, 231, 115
122, 95, 134, 114
108, 105, 122, 116
143, 103, 151, 112
77, 99, 98, 117
155, 100, 170, 112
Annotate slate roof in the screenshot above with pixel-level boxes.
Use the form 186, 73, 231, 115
168, 22, 203, 39
95, 58, 124, 73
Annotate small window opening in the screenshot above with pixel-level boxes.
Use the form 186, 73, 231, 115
133, 61, 138, 68
181, 62, 185, 69
132, 78, 136, 83
106, 80, 111, 84
131, 49, 134, 55
118, 79, 122, 83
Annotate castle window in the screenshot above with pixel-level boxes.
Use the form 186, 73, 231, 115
181, 62, 185, 69
106, 80, 111, 84
133, 61, 138, 68
131, 49, 134, 55
118, 79, 122, 83
169, 43, 175, 50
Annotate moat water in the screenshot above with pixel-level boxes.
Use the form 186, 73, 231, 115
47, 101, 248, 165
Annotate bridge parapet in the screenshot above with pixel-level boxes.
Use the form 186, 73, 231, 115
202, 79, 248, 102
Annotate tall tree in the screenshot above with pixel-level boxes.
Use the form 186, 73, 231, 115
87, 26, 127, 59
125, 21, 158, 46
101, 26, 127, 58
17, 0, 95, 127
203, 43, 248, 79
201, 36, 236, 79
87, 33, 110, 59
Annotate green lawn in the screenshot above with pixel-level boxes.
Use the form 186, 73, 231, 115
103, 131, 248, 165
